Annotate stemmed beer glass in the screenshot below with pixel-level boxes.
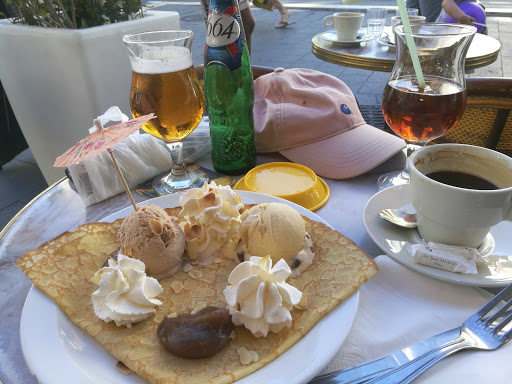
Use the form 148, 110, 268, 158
377, 23, 476, 190
123, 30, 207, 195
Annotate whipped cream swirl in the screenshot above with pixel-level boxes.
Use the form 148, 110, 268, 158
223, 256, 303, 338
179, 181, 243, 264
91, 254, 163, 327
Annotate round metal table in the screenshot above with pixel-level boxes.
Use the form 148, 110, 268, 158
312, 30, 501, 72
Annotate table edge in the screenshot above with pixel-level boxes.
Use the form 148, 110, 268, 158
0, 177, 68, 241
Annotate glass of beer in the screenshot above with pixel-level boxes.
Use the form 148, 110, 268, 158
123, 30, 206, 195
377, 23, 476, 190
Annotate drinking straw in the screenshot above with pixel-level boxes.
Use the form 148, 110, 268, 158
395, 0, 425, 88
342, 0, 426, 89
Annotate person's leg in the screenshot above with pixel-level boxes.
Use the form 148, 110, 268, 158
240, 6, 255, 53
406, 0, 420, 11
269, 0, 291, 27
417, 0, 443, 22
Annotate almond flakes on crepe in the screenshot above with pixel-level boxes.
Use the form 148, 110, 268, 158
16, 206, 378, 384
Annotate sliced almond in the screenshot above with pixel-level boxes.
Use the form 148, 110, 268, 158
115, 361, 133, 375
184, 223, 202, 240
189, 269, 203, 279
203, 191, 216, 207
237, 347, 252, 365
229, 330, 236, 340
183, 223, 191, 237
123, 245, 132, 256
190, 224, 202, 238
166, 312, 177, 319
170, 281, 184, 293
149, 219, 163, 236
249, 350, 259, 363
213, 257, 222, 264
183, 263, 193, 273
190, 303, 207, 315
296, 292, 311, 310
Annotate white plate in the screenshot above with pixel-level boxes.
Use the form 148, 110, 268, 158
363, 184, 512, 287
20, 191, 359, 384
377, 35, 396, 50
320, 31, 372, 47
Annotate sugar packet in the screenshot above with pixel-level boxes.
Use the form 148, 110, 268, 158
400, 242, 485, 274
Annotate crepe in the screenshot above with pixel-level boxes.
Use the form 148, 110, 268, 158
16, 206, 378, 384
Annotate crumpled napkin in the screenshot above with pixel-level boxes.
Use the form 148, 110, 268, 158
319, 255, 512, 383
67, 108, 211, 206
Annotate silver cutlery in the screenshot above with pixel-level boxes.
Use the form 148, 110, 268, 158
379, 208, 417, 228
310, 282, 512, 384
309, 328, 460, 384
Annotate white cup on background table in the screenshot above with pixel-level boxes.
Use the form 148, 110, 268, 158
324, 12, 364, 41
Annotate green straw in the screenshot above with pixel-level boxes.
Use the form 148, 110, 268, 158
395, 0, 425, 88
342, 0, 426, 88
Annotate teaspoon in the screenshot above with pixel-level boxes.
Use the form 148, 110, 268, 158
379, 209, 417, 228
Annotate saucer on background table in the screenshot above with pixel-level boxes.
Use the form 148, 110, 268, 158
234, 162, 330, 211
363, 184, 512, 287
320, 31, 372, 47
377, 35, 396, 50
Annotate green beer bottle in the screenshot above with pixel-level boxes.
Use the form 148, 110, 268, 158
204, 0, 256, 175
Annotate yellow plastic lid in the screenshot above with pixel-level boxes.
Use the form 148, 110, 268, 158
234, 162, 330, 211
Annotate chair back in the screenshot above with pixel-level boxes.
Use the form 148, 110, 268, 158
434, 78, 512, 156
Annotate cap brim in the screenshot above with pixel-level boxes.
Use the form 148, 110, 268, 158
279, 124, 406, 179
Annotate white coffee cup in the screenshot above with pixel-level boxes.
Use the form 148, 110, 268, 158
408, 144, 512, 248
324, 12, 364, 41
390, 15, 426, 34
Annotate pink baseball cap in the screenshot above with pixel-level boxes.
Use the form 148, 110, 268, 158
253, 68, 406, 179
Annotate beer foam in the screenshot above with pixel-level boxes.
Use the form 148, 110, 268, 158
131, 46, 192, 74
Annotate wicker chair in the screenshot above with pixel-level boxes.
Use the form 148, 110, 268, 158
434, 78, 512, 156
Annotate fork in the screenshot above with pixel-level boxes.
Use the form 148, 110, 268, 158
366, 283, 512, 383
311, 283, 512, 384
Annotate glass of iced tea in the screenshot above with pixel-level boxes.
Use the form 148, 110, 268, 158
123, 30, 207, 195
377, 23, 476, 190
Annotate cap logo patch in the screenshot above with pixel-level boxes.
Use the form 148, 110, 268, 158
340, 104, 351, 114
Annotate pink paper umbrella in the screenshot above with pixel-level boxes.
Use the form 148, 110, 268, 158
54, 113, 154, 210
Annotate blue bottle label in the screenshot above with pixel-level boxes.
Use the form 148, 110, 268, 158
205, 2, 244, 71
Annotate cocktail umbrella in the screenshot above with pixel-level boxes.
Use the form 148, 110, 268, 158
54, 113, 154, 211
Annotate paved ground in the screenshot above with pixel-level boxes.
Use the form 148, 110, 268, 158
1, 1, 511, 230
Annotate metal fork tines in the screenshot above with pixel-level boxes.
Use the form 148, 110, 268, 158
367, 283, 512, 384
311, 283, 512, 384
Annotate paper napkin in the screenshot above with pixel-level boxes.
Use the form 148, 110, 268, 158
319, 255, 512, 383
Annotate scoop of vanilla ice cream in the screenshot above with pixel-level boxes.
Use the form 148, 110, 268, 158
223, 255, 303, 337
91, 254, 163, 327
179, 181, 243, 264
118, 204, 185, 280
239, 203, 314, 273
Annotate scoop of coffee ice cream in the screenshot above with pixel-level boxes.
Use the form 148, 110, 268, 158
118, 205, 185, 280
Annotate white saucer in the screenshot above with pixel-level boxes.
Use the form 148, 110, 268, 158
363, 184, 512, 287
321, 31, 372, 47
377, 35, 396, 50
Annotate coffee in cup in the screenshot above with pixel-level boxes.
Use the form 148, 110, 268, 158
408, 144, 512, 248
324, 12, 364, 41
